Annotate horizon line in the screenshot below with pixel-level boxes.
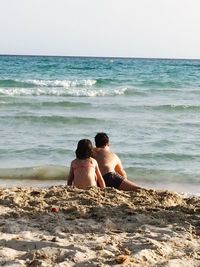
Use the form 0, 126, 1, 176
0, 53, 200, 61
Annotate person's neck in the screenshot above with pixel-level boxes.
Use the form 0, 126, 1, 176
99, 145, 109, 150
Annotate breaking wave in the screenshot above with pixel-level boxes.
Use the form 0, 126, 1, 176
0, 87, 127, 97
0, 79, 97, 88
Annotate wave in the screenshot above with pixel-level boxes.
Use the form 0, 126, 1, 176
122, 86, 200, 97
93, 102, 200, 113
126, 167, 200, 183
143, 104, 200, 112
0, 79, 34, 88
0, 147, 70, 157
0, 165, 68, 180
122, 87, 148, 96
95, 78, 116, 86
139, 80, 181, 88
0, 99, 90, 109
0, 87, 127, 97
119, 152, 200, 161
0, 115, 103, 125
0, 164, 197, 182
0, 79, 96, 88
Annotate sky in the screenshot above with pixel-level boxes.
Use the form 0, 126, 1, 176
0, 0, 200, 59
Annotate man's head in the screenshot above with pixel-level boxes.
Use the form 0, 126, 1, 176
95, 132, 109, 148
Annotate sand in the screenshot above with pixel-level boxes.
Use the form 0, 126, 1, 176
0, 186, 200, 266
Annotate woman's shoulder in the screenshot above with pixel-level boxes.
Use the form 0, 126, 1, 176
90, 157, 98, 165
71, 158, 79, 166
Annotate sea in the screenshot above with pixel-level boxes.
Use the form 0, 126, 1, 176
0, 55, 199, 193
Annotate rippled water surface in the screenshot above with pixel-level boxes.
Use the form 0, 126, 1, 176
0, 55, 200, 184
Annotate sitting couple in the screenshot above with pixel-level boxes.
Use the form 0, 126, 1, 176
67, 132, 141, 191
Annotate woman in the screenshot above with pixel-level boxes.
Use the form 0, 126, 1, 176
67, 139, 105, 189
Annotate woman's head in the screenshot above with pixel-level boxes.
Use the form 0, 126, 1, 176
75, 139, 93, 159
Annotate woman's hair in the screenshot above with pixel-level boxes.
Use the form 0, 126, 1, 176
95, 132, 109, 148
75, 139, 93, 159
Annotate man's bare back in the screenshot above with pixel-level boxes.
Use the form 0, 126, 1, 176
93, 146, 127, 178
93, 133, 141, 191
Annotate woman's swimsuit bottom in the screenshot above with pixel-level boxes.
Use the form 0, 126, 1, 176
103, 172, 125, 189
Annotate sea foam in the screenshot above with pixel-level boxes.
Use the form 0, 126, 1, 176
26, 79, 97, 87
0, 87, 127, 97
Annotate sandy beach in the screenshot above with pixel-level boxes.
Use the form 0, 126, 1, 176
0, 186, 199, 266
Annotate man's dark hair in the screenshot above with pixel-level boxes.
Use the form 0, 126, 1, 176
76, 139, 93, 159
95, 132, 109, 148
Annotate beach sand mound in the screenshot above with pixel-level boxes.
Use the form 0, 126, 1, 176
0, 186, 199, 266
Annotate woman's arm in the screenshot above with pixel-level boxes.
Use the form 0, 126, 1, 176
67, 163, 74, 186
95, 164, 106, 189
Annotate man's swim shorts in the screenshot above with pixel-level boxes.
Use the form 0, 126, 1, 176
103, 172, 125, 189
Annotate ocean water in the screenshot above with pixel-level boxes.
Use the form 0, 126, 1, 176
0, 55, 200, 187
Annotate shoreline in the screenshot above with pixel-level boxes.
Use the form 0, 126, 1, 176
0, 179, 199, 196
0, 186, 199, 266
0, 165, 198, 195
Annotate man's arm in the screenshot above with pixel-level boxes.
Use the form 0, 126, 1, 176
114, 155, 128, 179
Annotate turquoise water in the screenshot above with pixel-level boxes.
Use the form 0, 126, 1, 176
0, 55, 200, 184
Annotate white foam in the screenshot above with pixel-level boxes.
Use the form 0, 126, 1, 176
0, 87, 127, 97
25, 79, 97, 87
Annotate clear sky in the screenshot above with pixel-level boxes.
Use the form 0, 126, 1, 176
0, 0, 200, 59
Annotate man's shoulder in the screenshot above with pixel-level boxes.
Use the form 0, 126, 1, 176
112, 152, 121, 162
92, 148, 98, 158
93, 147, 104, 155
93, 147, 115, 157
93, 147, 98, 153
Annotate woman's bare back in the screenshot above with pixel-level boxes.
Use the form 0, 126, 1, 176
71, 158, 97, 189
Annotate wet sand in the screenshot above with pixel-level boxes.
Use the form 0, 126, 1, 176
0, 186, 200, 266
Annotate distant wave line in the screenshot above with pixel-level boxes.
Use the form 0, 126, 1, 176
135, 104, 200, 112
0, 115, 104, 124
0, 147, 71, 156
0, 100, 90, 108
119, 152, 200, 161
0, 87, 127, 97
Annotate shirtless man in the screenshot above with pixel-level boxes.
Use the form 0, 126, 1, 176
93, 132, 141, 191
